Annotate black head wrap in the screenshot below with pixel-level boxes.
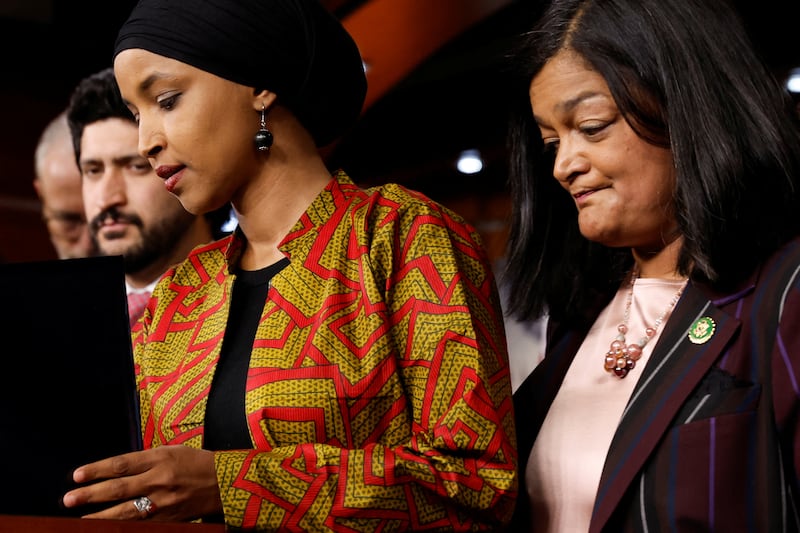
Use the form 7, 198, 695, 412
113, 0, 366, 147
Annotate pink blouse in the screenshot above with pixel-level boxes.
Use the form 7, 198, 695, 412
526, 277, 686, 532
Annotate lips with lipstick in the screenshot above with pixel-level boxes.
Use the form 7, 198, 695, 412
155, 165, 186, 193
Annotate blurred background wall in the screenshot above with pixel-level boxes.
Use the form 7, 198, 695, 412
1, 0, 798, 265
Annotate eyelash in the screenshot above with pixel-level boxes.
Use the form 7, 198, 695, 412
540, 121, 611, 155
82, 167, 101, 179
580, 123, 608, 136
542, 140, 559, 157
157, 94, 180, 110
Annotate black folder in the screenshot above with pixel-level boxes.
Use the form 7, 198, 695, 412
0, 255, 142, 517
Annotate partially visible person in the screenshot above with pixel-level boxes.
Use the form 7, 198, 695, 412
503, 0, 800, 530
502, 304, 546, 393
33, 112, 97, 259
496, 257, 547, 392
66, 67, 229, 327
61, 0, 516, 529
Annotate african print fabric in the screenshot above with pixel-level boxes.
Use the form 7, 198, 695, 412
132, 171, 517, 531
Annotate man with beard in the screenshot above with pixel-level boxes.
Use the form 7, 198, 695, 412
67, 67, 230, 327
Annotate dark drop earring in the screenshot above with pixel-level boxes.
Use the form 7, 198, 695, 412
254, 105, 273, 152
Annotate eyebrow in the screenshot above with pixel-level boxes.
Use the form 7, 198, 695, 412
79, 154, 148, 169
121, 72, 169, 108
138, 72, 171, 93
533, 90, 606, 124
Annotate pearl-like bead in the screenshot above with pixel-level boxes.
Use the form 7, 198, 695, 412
627, 343, 643, 361
603, 269, 687, 379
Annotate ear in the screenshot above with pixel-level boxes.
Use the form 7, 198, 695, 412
252, 89, 278, 112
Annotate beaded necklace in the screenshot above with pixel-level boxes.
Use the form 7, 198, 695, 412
604, 270, 687, 378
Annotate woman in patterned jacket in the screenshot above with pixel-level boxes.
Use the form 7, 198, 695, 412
61, 0, 517, 530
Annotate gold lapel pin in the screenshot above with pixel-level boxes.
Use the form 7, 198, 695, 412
688, 316, 715, 344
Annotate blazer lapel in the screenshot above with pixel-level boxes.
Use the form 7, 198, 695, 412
514, 317, 589, 458
590, 281, 742, 532
516, 291, 616, 462
510, 316, 593, 529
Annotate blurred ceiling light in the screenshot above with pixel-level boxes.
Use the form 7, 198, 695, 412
787, 68, 800, 94
456, 149, 484, 174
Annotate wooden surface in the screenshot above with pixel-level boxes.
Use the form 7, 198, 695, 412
0, 515, 226, 533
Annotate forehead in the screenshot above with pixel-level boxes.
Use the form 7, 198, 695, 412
114, 49, 188, 97
114, 49, 221, 89
38, 148, 81, 192
40, 173, 83, 202
530, 51, 611, 105
40, 144, 79, 176
79, 118, 139, 157
114, 47, 178, 73
114, 48, 253, 108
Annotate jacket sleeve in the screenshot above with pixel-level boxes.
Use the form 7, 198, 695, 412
211, 192, 518, 531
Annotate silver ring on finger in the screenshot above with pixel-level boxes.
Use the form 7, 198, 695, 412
133, 495, 156, 517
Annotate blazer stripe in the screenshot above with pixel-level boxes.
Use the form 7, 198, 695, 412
594, 299, 737, 520
511, 237, 800, 532
622, 302, 712, 420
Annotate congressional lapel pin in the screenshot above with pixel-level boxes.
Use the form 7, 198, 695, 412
688, 316, 715, 344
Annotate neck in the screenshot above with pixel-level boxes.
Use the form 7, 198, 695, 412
233, 110, 333, 270
234, 166, 330, 270
631, 235, 685, 279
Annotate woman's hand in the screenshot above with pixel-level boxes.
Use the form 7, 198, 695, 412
62, 445, 222, 521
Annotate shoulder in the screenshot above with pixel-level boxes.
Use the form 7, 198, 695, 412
364, 181, 445, 210
767, 236, 800, 304
759, 236, 800, 288
358, 182, 476, 233
736, 236, 800, 324
329, 170, 471, 228
320, 171, 477, 239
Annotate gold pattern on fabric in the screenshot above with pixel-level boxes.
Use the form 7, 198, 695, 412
133, 172, 517, 530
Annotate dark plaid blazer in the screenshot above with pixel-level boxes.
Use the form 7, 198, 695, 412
511, 236, 800, 532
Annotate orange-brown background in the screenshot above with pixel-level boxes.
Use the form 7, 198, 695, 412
1, 0, 797, 265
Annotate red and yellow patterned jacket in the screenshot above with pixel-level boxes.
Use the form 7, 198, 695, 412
133, 172, 517, 531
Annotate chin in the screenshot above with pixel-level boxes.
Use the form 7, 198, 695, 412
99, 242, 134, 258
580, 227, 612, 244
175, 196, 203, 216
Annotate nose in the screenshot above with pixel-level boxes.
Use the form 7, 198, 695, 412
137, 115, 163, 158
551, 137, 589, 185
96, 168, 127, 211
